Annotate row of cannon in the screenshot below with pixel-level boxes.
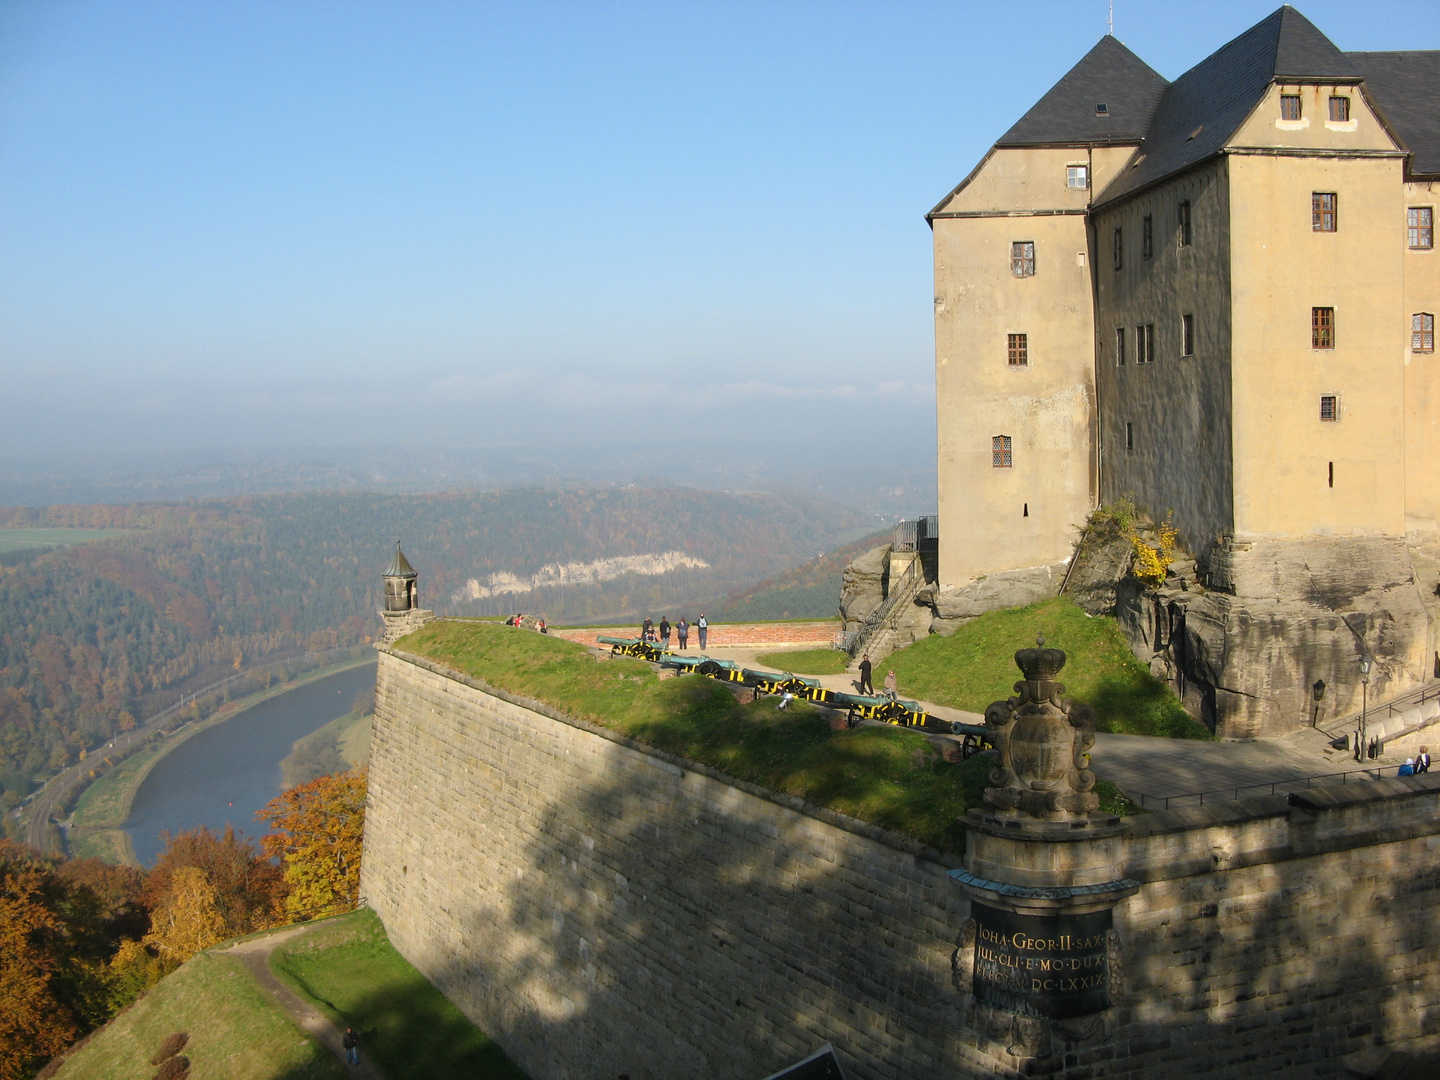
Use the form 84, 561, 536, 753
597, 637, 991, 753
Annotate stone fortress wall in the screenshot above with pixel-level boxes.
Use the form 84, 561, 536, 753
361, 646, 1440, 1079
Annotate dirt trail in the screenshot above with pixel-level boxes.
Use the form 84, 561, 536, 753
224, 924, 384, 1079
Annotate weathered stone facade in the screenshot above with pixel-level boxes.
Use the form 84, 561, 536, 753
363, 647, 1440, 1078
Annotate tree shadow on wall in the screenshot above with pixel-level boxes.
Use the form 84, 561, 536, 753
377, 733, 1440, 1080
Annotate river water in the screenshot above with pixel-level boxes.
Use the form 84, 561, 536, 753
123, 662, 378, 866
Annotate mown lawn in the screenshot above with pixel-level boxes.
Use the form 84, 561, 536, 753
269, 910, 527, 1080
49, 951, 343, 1080
400, 622, 993, 853
754, 647, 852, 675
889, 597, 1211, 739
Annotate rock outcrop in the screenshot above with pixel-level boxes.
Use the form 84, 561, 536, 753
1119, 536, 1432, 738
927, 562, 1068, 636
838, 544, 890, 636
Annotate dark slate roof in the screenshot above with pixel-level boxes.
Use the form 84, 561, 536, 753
996, 35, 1168, 147
1348, 51, 1440, 177
1096, 7, 1362, 207
385, 542, 417, 579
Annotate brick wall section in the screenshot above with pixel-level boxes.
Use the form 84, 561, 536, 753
362, 647, 1440, 1079
549, 621, 839, 648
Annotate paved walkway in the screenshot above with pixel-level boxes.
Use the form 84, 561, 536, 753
224, 924, 383, 1079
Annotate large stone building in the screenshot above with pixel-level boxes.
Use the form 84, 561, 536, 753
929, 7, 1439, 736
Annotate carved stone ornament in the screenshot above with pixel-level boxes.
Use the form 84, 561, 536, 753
983, 639, 1100, 818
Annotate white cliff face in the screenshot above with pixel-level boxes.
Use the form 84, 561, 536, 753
454, 551, 710, 601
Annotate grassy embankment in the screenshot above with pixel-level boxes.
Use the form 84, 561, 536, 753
48, 950, 345, 1080
279, 709, 373, 789
68, 655, 376, 865
890, 597, 1211, 741
400, 621, 992, 853
754, 648, 852, 676
269, 910, 527, 1080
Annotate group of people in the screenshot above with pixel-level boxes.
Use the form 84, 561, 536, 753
641, 614, 708, 650
504, 613, 548, 634
856, 654, 898, 699
1398, 746, 1432, 776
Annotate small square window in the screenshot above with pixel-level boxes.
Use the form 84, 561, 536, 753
1320, 395, 1338, 422
1181, 314, 1195, 356
1178, 200, 1192, 246
992, 435, 1013, 468
1113, 227, 1123, 271
1410, 207, 1434, 249
1415, 313, 1436, 353
1067, 165, 1088, 190
1313, 307, 1335, 350
1329, 96, 1350, 122
1011, 241, 1035, 277
1125, 422, 1134, 451
1007, 333, 1028, 367
1281, 94, 1302, 121
1115, 327, 1126, 367
1095, 103, 1109, 116
1313, 192, 1337, 232
1142, 215, 1154, 258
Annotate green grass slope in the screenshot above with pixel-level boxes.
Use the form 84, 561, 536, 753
399, 621, 992, 853
269, 910, 527, 1080
754, 648, 851, 676
49, 951, 344, 1080
889, 597, 1211, 739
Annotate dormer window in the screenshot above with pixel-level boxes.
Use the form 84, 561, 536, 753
1066, 165, 1088, 190
1329, 96, 1350, 122
1095, 103, 1109, 116
1281, 94, 1302, 121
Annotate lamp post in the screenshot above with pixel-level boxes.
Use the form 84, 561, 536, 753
1360, 657, 1372, 760
1312, 679, 1326, 728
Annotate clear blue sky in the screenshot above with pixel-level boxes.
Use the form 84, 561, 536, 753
1, 1, 1434, 466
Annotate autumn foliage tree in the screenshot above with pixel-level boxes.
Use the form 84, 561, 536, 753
142, 825, 284, 941
257, 767, 367, 921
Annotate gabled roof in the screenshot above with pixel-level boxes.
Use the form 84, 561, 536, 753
1347, 51, 1440, 178
385, 542, 416, 579
996, 35, 1168, 147
1095, 6, 1362, 207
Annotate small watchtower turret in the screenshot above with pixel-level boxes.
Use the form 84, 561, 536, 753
383, 542, 419, 612
379, 541, 434, 644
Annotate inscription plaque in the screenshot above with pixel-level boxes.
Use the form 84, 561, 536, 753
972, 902, 1111, 1018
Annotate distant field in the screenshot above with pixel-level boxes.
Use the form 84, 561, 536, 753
0, 526, 127, 553
280, 709, 373, 788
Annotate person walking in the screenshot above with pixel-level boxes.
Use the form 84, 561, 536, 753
676, 617, 689, 649
883, 668, 897, 701
858, 655, 874, 695
343, 1027, 359, 1066
697, 613, 708, 650
659, 617, 671, 648
1420, 746, 1432, 774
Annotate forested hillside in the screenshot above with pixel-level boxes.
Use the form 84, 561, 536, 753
0, 489, 873, 805
703, 528, 892, 622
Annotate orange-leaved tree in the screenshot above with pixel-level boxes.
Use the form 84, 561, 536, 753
142, 867, 226, 967
257, 767, 367, 923
0, 843, 78, 1080
143, 825, 284, 941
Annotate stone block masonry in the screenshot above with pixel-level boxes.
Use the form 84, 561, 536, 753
362, 647, 1440, 1079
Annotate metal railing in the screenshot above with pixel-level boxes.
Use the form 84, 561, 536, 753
1318, 678, 1440, 739
1126, 764, 1426, 811
843, 556, 924, 659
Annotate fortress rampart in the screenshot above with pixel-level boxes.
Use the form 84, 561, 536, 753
361, 646, 1440, 1078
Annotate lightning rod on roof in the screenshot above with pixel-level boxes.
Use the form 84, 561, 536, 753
1108, 0, 1113, 37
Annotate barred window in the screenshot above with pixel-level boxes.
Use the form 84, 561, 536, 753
1329, 96, 1350, 122
1410, 207, 1434, 249
1182, 314, 1195, 356
1281, 94, 1302, 121
1178, 200, 1192, 246
1011, 241, 1035, 277
1116, 327, 1126, 367
1007, 333, 1028, 367
992, 435, 1013, 468
1113, 227, 1123, 271
1415, 313, 1436, 353
1320, 395, 1338, 422
1313, 307, 1335, 349
1142, 215, 1153, 258
1313, 192, 1337, 232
